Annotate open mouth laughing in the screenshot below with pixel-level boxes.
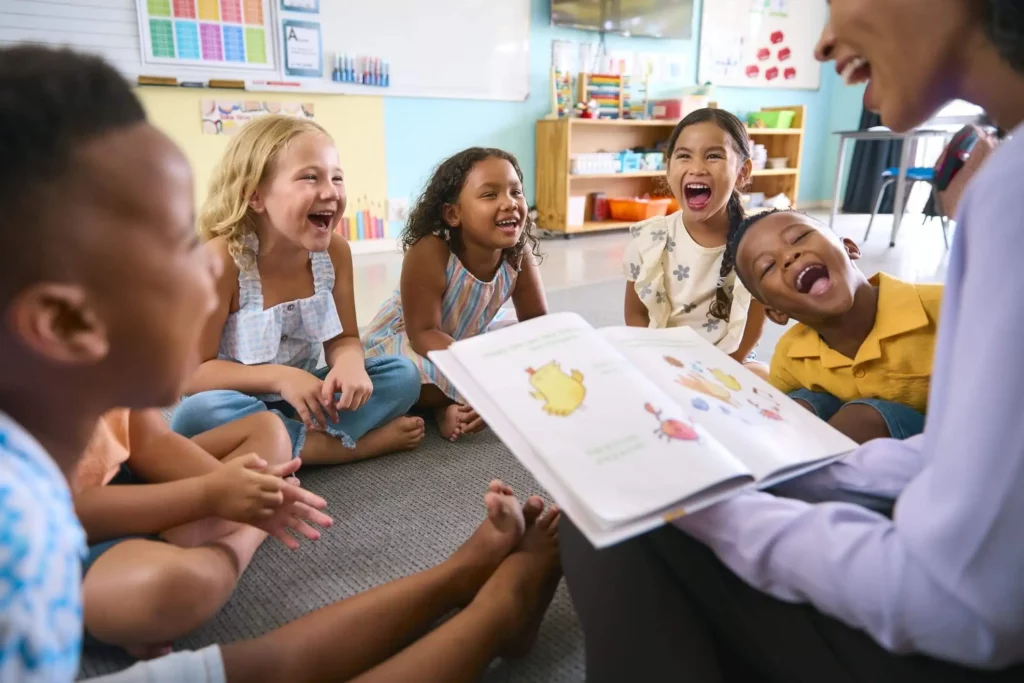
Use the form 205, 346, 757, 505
683, 182, 712, 211
307, 210, 335, 232
794, 263, 832, 296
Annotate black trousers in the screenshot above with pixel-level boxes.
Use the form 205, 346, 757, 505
560, 518, 1024, 683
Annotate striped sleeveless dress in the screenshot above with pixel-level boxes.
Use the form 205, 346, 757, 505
363, 252, 518, 402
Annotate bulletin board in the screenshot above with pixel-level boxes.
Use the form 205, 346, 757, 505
697, 0, 827, 90
137, 0, 276, 69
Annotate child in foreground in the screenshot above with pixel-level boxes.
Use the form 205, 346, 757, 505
75, 408, 331, 660
0, 46, 561, 683
729, 209, 942, 443
623, 108, 767, 376
363, 147, 548, 440
171, 116, 424, 465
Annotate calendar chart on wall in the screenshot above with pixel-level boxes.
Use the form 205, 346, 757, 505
138, 0, 275, 69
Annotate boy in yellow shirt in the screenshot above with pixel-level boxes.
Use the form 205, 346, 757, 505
729, 210, 941, 443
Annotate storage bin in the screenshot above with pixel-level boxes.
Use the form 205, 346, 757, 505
608, 197, 672, 222
748, 110, 795, 129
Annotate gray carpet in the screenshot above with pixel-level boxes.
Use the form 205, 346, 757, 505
79, 279, 636, 682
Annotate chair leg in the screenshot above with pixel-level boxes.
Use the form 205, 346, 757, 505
865, 178, 895, 242
930, 184, 950, 249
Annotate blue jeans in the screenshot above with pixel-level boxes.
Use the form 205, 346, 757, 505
788, 388, 925, 440
171, 356, 420, 458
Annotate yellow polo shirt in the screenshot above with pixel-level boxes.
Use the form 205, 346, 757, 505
768, 273, 942, 414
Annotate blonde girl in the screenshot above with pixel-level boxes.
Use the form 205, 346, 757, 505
172, 115, 424, 464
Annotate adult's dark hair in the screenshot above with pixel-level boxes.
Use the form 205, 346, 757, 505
401, 147, 540, 268
0, 46, 145, 299
982, 0, 1024, 75
666, 108, 752, 321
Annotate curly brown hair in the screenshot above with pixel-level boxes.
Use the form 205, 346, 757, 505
666, 108, 752, 322
401, 147, 541, 268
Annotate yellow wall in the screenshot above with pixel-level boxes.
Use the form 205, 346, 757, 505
135, 87, 387, 216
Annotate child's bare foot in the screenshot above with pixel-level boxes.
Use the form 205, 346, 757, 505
474, 504, 562, 660
447, 480, 541, 604
436, 404, 463, 441
457, 404, 486, 435
350, 416, 426, 458
124, 642, 173, 660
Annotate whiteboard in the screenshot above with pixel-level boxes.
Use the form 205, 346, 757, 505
0, 0, 530, 101
697, 0, 826, 90
313, 0, 531, 101
0, 0, 282, 82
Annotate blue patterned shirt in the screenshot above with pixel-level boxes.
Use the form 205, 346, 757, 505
0, 411, 86, 682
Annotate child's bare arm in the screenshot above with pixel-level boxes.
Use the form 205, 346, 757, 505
510, 243, 547, 322
729, 300, 766, 363
402, 236, 458, 357
74, 453, 288, 543
183, 239, 290, 396
624, 282, 650, 327
126, 408, 221, 482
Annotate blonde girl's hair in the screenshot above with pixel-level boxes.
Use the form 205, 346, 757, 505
199, 114, 332, 269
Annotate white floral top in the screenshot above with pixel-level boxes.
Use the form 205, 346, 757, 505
623, 211, 752, 354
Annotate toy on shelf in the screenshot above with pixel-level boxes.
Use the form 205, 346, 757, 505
578, 73, 626, 119
550, 68, 574, 118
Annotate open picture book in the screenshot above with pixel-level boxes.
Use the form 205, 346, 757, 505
429, 312, 857, 548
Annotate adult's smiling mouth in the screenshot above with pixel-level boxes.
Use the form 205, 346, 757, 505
794, 263, 832, 296
836, 55, 871, 87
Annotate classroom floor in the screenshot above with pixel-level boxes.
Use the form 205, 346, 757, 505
79, 209, 952, 682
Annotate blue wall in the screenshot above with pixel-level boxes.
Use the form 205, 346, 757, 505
384, 0, 860, 212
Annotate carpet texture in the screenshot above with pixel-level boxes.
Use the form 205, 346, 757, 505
78, 279, 634, 682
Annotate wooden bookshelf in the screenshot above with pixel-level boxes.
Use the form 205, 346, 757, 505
745, 105, 806, 209
535, 106, 806, 236
535, 117, 679, 235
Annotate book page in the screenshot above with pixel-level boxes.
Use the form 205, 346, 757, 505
440, 313, 751, 525
600, 326, 856, 481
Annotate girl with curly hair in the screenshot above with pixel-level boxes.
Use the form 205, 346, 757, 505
171, 115, 425, 466
364, 148, 547, 441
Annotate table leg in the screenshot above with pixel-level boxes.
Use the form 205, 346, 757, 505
830, 138, 849, 229
889, 139, 914, 247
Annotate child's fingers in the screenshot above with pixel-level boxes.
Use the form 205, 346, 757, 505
462, 416, 485, 433
291, 401, 315, 429
261, 490, 285, 508
271, 529, 301, 551
336, 388, 354, 412
236, 453, 268, 470
291, 501, 333, 527
265, 458, 302, 479
281, 484, 328, 510
320, 395, 339, 423
305, 396, 329, 428
284, 515, 322, 541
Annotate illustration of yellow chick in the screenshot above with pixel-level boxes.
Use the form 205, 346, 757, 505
711, 368, 742, 392
526, 361, 586, 417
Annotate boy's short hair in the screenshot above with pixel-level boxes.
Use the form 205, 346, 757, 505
727, 208, 787, 299
0, 46, 145, 301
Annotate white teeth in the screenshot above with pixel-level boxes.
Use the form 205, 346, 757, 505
686, 183, 709, 190
842, 57, 868, 86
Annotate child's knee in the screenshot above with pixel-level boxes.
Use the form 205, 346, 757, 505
172, 390, 261, 438
246, 411, 293, 465
829, 402, 893, 444
372, 356, 422, 410
149, 554, 237, 621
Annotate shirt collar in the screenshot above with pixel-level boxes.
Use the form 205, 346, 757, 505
0, 410, 74, 498
786, 272, 930, 368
